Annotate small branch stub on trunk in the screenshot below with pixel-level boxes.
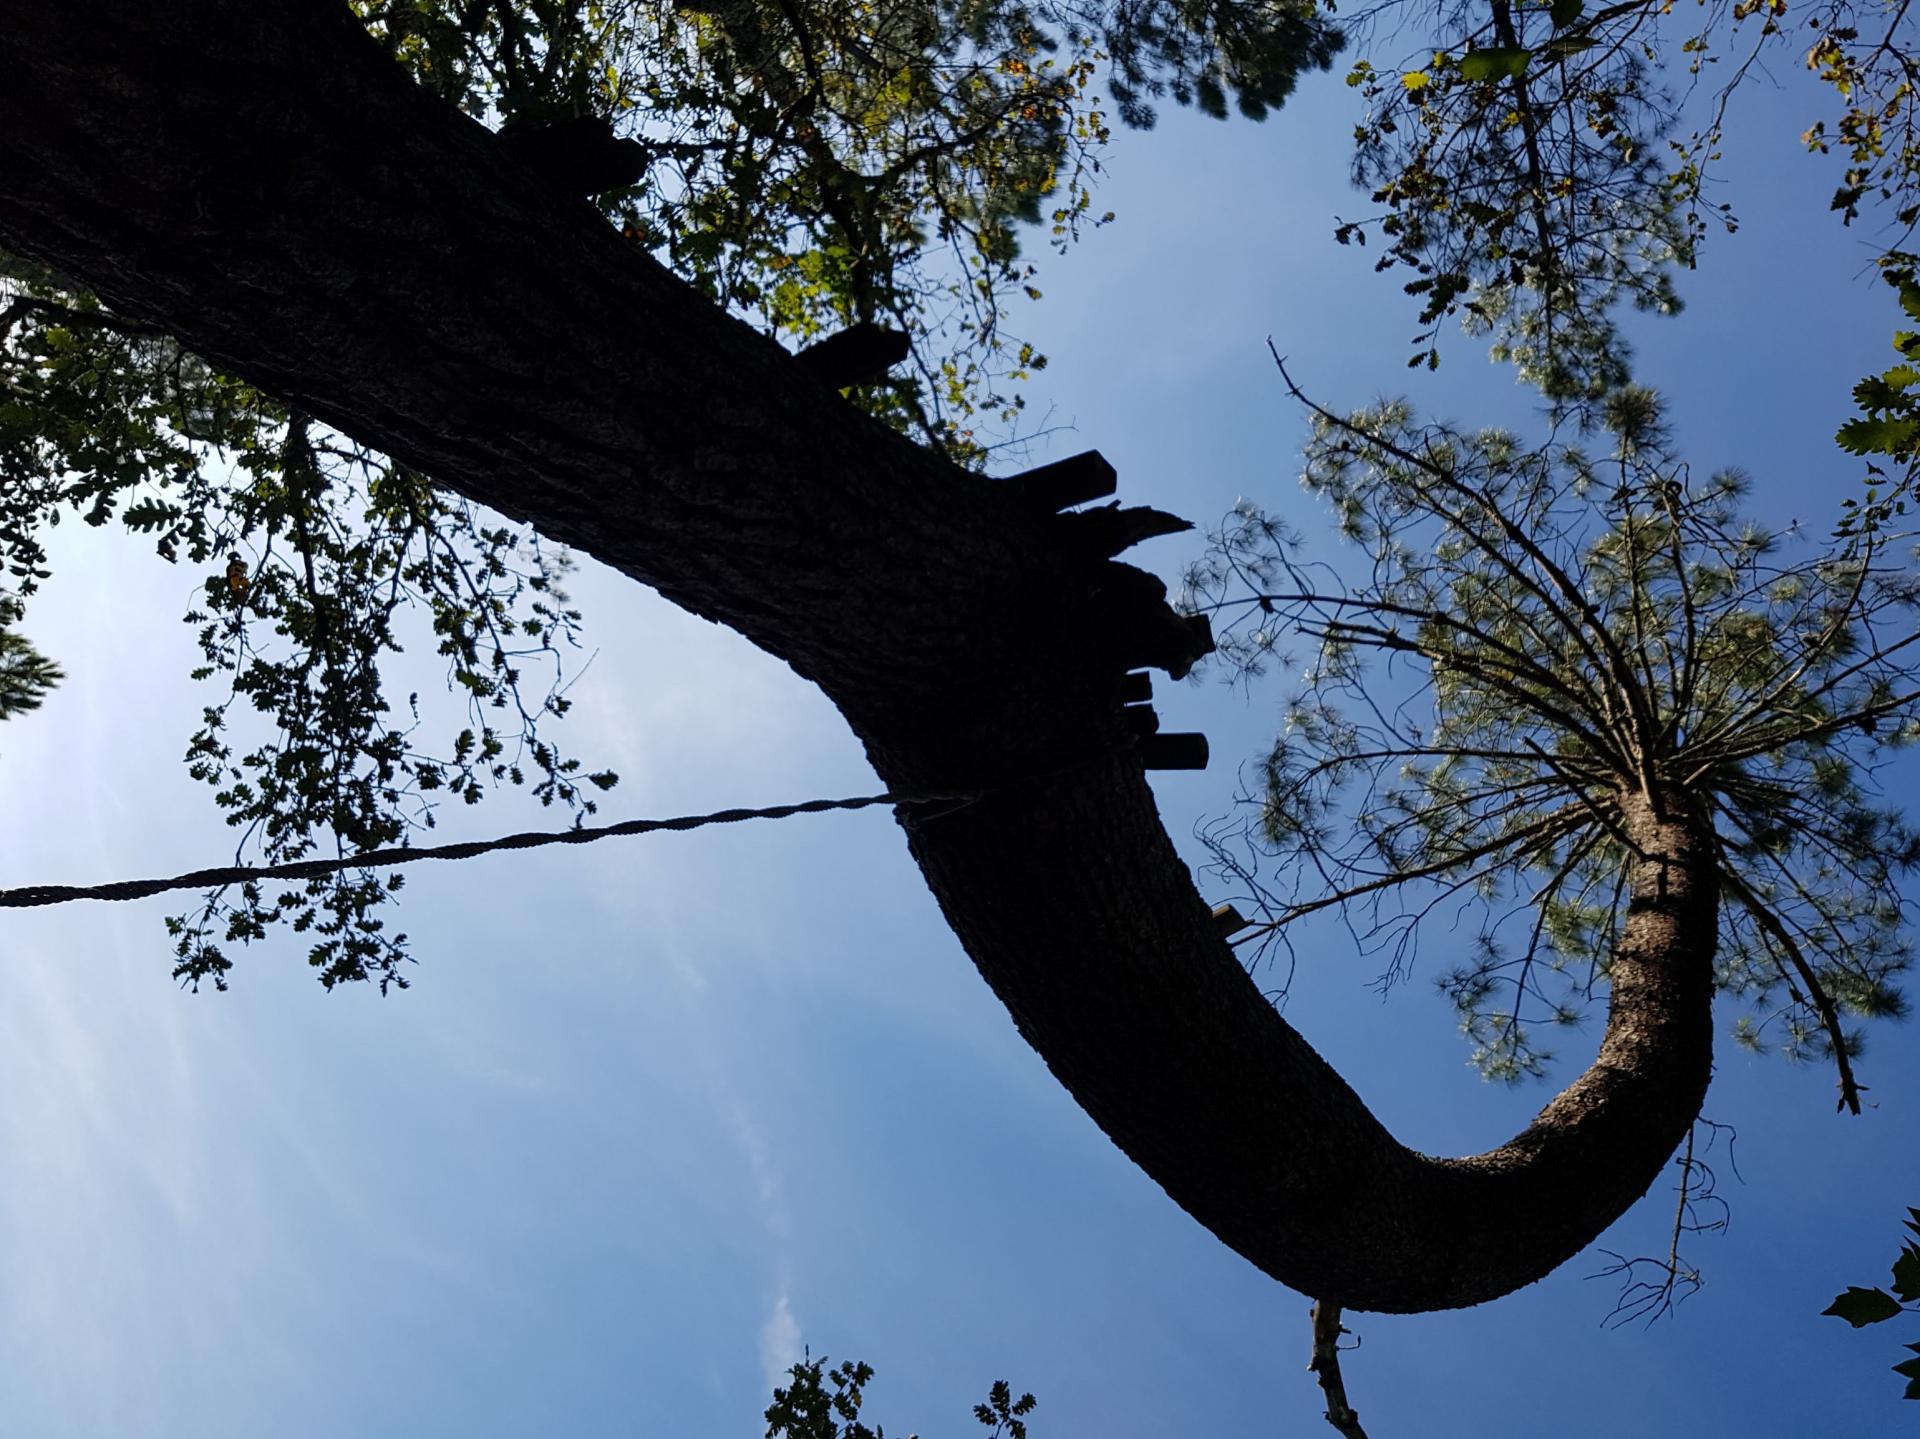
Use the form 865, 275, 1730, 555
1051, 501, 1194, 560
1004, 450, 1119, 512
793, 322, 911, 389
1138, 733, 1208, 770
496, 115, 650, 196
1090, 566, 1214, 678
1210, 902, 1249, 938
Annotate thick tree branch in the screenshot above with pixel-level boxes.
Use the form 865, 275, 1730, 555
0, 0, 1719, 1313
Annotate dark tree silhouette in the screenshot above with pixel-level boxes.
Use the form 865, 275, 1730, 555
0, 0, 1770, 1313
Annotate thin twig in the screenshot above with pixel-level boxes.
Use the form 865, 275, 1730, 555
1716, 861, 1866, 1114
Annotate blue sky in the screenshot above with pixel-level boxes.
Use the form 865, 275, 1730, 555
2, 24, 1918, 1438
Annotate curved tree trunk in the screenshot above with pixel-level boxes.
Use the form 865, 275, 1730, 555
0, 1, 1717, 1312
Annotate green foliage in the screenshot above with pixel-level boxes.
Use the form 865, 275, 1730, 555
1799, 1, 1920, 236
1, 258, 614, 991
0, 594, 60, 721
766, 1355, 888, 1439
1456, 47, 1531, 84
1325, 0, 1920, 436
164, 421, 615, 993
1184, 374, 1920, 1091
1836, 275, 1920, 470
1333, 0, 1693, 409
1097, 0, 1342, 127
764, 1353, 1037, 1438
1821, 1207, 1920, 1400
972, 1379, 1038, 1437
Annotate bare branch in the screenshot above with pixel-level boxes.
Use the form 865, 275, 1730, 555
1307, 1302, 1371, 1439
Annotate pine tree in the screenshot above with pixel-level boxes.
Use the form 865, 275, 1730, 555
1188, 367, 1920, 1116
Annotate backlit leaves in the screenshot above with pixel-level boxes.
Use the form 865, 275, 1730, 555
1335, 0, 1691, 410
1, 258, 614, 991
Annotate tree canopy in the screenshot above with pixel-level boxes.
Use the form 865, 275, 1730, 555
1329, 0, 1920, 411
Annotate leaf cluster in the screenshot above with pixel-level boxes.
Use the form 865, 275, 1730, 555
1797, 0, 1920, 241
1325, 0, 1920, 420
764, 1352, 1037, 1438
1821, 1206, 1920, 1401
1, 260, 614, 991
1333, 0, 1694, 407
1837, 271, 1920, 467
1092, 0, 1343, 127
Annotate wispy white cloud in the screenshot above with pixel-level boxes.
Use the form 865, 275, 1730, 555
758, 1289, 803, 1391
723, 1097, 791, 1243
718, 1072, 804, 1392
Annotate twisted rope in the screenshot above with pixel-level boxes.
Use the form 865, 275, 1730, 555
0, 786, 984, 909
2, 735, 1154, 912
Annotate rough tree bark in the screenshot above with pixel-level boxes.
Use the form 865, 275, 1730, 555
0, 1, 1718, 1312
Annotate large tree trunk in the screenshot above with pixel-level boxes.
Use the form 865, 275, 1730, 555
0, 1, 1717, 1312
